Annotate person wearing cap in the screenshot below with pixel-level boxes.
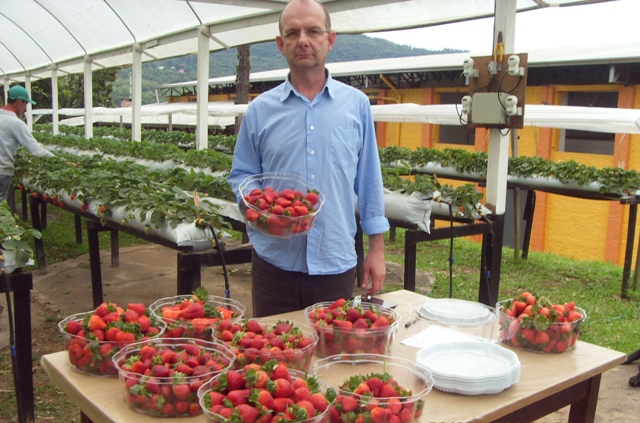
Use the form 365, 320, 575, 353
0, 85, 55, 203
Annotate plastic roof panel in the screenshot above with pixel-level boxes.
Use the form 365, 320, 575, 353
0, 0, 618, 82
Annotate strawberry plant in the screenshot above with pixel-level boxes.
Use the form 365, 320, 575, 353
0, 200, 41, 267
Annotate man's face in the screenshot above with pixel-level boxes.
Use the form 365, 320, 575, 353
276, 1, 335, 72
16, 100, 28, 116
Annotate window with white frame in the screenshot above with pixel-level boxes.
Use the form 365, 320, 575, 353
559, 91, 618, 155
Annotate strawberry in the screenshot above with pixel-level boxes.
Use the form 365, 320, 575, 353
65, 319, 83, 335
246, 208, 260, 222
339, 396, 359, 413
305, 191, 319, 205
308, 392, 329, 412
370, 406, 389, 423
227, 389, 251, 406
272, 397, 294, 413
172, 383, 192, 401
81, 203, 88, 213
87, 315, 107, 331
249, 388, 275, 409
180, 302, 205, 320
274, 321, 292, 335
234, 403, 260, 423
269, 378, 295, 398
127, 303, 147, 316
293, 205, 309, 216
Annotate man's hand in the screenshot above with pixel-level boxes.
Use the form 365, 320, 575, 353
361, 233, 386, 295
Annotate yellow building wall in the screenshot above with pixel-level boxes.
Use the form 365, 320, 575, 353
382, 83, 639, 267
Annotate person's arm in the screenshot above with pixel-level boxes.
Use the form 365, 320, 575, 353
16, 123, 54, 159
361, 233, 386, 295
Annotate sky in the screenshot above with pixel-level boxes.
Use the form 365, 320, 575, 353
365, 0, 640, 53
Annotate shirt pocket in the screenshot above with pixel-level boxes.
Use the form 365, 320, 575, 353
329, 126, 359, 168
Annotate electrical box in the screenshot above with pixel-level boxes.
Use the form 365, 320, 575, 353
470, 93, 510, 125
466, 53, 528, 129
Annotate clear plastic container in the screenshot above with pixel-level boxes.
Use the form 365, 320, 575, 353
239, 172, 325, 238
112, 337, 235, 417
212, 317, 318, 371
58, 309, 166, 377
149, 294, 245, 341
198, 367, 333, 423
311, 354, 434, 423
304, 301, 401, 357
496, 300, 587, 353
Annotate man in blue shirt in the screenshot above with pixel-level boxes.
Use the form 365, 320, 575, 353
227, 0, 389, 317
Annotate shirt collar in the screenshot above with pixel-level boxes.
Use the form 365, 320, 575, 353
280, 69, 335, 102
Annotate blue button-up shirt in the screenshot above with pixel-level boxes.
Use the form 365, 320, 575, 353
228, 72, 389, 275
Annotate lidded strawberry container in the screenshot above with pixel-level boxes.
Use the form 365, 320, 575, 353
239, 172, 325, 238
304, 298, 401, 357
149, 287, 246, 341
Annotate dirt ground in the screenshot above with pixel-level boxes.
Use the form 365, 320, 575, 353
0, 243, 639, 422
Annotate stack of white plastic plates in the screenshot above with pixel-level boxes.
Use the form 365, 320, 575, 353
414, 298, 496, 327
415, 341, 520, 395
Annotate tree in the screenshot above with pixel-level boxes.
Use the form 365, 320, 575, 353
235, 45, 251, 134
32, 67, 120, 112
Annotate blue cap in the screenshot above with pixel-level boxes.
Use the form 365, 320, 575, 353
8, 85, 36, 105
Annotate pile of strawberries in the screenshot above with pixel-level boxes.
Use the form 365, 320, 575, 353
305, 299, 399, 357
242, 186, 321, 237
214, 319, 317, 371
150, 287, 244, 341
59, 302, 165, 376
113, 339, 234, 417
329, 372, 425, 423
200, 360, 336, 423
498, 290, 586, 353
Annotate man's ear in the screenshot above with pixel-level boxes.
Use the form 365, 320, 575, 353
327, 32, 336, 52
276, 36, 285, 54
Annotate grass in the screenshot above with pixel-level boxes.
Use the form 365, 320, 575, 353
382, 229, 640, 354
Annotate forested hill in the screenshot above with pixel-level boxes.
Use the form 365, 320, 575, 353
113, 34, 465, 104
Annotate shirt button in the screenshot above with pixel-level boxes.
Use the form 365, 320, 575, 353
310, 125, 315, 130
311, 175, 316, 180
310, 150, 315, 155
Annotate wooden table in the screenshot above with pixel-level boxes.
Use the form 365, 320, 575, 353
41, 290, 626, 423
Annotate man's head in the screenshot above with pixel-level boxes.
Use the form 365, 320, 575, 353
276, 0, 335, 74
8, 85, 36, 105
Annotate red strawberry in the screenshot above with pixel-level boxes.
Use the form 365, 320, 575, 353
308, 392, 329, 412
235, 403, 260, 423
294, 205, 309, 216
296, 400, 316, 418
172, 383, 191, 401
272, 397, 294, 413
340, 396, 359, 413
87, 315, 107, 331
269, 378, 295, 398
249, 388, 275, 410
305, 191, 319, 206
127, 303, 146, 316
227, 389, 251, 406
246, 208, 260, 222
65, 319, 83, 335
225, 369, 246, 391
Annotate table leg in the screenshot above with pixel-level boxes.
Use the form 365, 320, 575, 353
567, 374, 601, 423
